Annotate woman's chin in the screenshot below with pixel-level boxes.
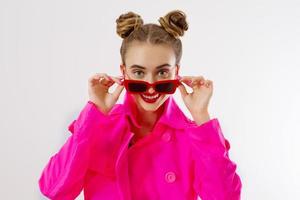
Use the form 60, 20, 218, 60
141, 103, 160, 111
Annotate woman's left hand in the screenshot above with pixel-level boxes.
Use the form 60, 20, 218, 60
177, 75, 213, 121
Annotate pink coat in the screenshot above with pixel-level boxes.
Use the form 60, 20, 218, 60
38, 91, 242, 200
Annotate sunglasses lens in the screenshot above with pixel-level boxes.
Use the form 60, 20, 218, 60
155, 82, 176, 93
128, 82, 147, 92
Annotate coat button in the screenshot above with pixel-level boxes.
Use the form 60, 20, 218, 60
161, 132, 171, 142
165, 171, 176, 183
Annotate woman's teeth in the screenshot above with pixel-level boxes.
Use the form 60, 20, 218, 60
142, 94, 159, 99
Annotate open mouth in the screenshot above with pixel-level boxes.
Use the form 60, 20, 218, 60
140, 93, 161, 103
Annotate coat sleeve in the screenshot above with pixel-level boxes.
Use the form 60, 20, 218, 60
38, 101, 109, 200
187, 118, 242, 200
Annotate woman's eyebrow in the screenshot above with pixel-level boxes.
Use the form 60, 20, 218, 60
129, 63, 171, 70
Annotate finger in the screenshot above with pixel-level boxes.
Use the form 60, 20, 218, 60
92, 73, 114, 88
191, 78, 201, 88
177, 82, 189, 98
109, 76, 123, 85
99, 74, 113, 86
205, 80, 213, 88
88, 73, 103, 83
191, 76, 205, 87
196, 76, 205, 85
180, 76, 205, 88
90, 73, 107, 81
88, 73, 109, 86
181, 78, 200, 89
98, 74, 124, 88
179, 76, 194, 87
181, 80, 194, 89
88, 75, 101, 87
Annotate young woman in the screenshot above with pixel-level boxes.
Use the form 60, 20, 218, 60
38, 10, 242, 200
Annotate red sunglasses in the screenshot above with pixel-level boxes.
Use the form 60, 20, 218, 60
122, 78, 181, 94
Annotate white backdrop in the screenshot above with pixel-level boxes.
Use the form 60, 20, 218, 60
1, 0, 299, 199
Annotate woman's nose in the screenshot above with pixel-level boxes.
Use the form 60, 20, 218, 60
145, 78, 156, 93
147, 87, 155, 93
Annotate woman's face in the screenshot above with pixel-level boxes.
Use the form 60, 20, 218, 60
120, 42, 179, 112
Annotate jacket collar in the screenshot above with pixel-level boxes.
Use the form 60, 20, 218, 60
120, 91, 192, 130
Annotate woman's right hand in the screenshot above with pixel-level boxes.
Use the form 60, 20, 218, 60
88, 73, 124, 115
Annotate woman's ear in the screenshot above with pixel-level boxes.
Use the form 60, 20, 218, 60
175, 64, 180, 76
120, 64, 125, 76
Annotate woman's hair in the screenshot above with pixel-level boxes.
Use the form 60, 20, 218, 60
116, 10, 189, 66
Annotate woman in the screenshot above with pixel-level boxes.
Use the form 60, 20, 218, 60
38, 10, 242, 200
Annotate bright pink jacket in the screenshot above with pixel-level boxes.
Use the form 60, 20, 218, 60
38, 91, 242, 200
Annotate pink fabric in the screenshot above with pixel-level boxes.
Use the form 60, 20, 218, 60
38, 91, 242, 200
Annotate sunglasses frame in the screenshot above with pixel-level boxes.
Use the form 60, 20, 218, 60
122, 78, 181, 94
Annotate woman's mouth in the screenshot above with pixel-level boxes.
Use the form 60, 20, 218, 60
140, 93, 161, 103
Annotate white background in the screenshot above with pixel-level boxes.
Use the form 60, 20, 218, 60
1, 0, 299, 199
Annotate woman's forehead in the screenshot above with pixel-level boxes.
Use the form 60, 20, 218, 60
125, 43, 176, 69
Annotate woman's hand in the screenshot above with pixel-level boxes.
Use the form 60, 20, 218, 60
177, 75, 213, 125
88, 73, 124, 115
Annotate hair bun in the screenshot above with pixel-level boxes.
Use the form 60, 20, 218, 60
116, 11, 144, 39
158, 10, 188, 39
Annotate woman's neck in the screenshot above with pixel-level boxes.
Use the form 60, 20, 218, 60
128, 103, 165, 147
136, 104, 165, 129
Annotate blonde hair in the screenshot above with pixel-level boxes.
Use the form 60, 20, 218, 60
116, 10, 189, 66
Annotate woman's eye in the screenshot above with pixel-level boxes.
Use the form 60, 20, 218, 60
133, 71, 144, 77
158, 70, 169, 77
132, 70, 169, 78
